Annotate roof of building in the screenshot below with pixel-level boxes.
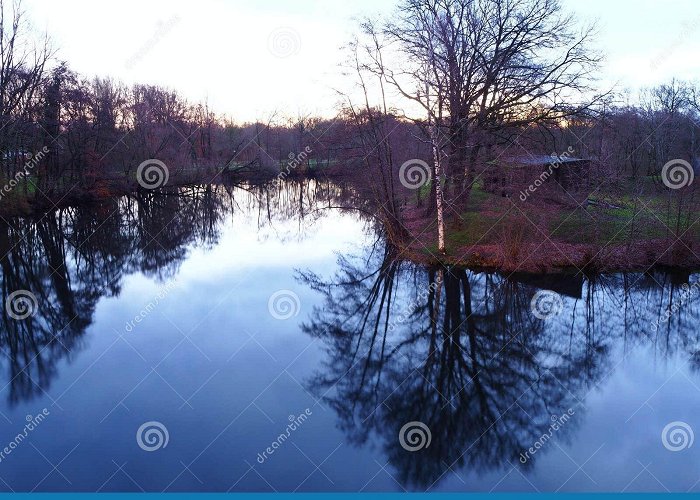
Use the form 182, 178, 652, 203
508, 155, 589, 166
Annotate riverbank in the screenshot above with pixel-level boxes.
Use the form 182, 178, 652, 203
0, 161, 358, 217
2, 168, 698, 275
392, 184, 700, 273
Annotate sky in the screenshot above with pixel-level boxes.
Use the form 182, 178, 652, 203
22, 0, 700, 123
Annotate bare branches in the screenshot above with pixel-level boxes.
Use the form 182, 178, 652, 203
355, 0, 604, 202
0, 0, 53, 118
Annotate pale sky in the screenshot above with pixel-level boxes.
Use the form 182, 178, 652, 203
23, 0, 700, 123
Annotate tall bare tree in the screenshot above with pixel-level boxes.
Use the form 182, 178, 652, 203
0, 0, 52, 175
361, 0, 603, 205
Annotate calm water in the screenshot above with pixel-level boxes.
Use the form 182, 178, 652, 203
0, 181, 698, 492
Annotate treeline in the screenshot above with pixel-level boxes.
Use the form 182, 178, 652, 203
2, 57, 352, 203
3, 0, 700, 218
4, 63, 220, 189
336, 82, 700, 210
545, 80, 700, 182
0, 0, 351, 208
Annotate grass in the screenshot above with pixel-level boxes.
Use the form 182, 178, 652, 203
410, 180, 700, 259
0, 176, 36, 213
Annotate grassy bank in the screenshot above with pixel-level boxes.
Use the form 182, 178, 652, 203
394, 181, 700, 273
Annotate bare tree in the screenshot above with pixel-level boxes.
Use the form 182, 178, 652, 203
0, 0, 52, 175
361, 0, 603, 205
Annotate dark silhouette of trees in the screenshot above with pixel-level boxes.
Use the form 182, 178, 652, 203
300, 237, 700, 489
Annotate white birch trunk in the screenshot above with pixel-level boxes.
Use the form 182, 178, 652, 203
430, 125, 446, 254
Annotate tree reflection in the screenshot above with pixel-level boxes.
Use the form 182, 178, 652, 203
1, 177, 700, 491
300, 240, 700, 489
0, 179, 355, 404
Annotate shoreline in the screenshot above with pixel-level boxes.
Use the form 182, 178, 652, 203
391, 237, 700, 274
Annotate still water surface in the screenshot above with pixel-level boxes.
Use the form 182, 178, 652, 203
0, 182, 698, 492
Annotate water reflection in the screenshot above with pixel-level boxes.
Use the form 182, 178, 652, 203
300, 239, 700, 489
0, 179, 698, 490
0, 179, 359, 405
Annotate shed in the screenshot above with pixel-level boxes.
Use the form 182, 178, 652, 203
483, 154, 591, 204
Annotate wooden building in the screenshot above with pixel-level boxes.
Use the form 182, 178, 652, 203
483, 154, 591, 204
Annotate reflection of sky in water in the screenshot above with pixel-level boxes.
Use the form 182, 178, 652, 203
435, 348, 700, 492
0, 191, 699, 491
0, 206, 372, 491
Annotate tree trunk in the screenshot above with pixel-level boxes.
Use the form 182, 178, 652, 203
430, 126, 446, 255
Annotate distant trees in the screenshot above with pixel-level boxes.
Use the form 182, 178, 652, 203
1, 0, 699, 226
0, 9, 282, 203
563, 79, 700, 182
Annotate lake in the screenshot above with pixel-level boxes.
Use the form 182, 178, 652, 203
0, 180, 698, 492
